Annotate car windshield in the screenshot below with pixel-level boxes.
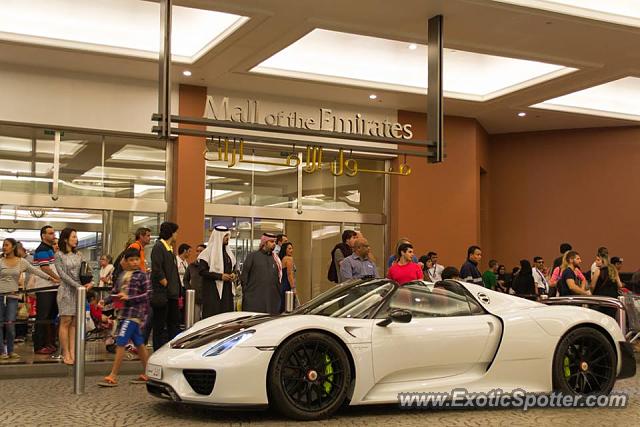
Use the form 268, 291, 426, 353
292, 279, 395, 319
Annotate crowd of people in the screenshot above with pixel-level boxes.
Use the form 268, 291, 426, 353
0, 223, 636, 381
378, 238, 632, 320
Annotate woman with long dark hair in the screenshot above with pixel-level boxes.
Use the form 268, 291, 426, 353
512, 259, 537, 299
591, 252, 624, 318
0, 238, 56, 359
279, 242, 296, 312
55, 228, 92, 365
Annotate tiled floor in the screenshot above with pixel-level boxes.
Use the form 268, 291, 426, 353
0, 373, 638, 426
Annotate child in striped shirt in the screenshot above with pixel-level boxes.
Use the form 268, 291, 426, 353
99, 248, 151, 387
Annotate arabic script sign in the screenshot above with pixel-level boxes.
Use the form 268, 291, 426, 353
204, 139, 411, 177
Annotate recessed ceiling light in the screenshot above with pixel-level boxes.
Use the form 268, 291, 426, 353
517, 112, 527, 117
492, 0, 640, 28
252, 29, 577, 101
369, 94, 378, 100
183, 70, 192, 77
532, 77, 640, 120
0, 0, 249, 63
408, 43, 417, 50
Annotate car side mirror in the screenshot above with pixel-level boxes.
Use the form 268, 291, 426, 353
376, 309, 412, 327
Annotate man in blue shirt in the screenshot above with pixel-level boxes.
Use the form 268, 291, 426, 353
460, 245, 483, 286
33, 225, 61, 355
340, 238, 378, 280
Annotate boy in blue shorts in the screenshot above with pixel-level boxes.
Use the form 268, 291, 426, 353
99, 248, 151, 387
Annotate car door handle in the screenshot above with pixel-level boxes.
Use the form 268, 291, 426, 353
487, 321, 494, 334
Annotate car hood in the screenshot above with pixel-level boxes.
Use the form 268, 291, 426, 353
171, 314, 277, 349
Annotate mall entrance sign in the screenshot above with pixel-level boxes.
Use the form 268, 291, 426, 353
203, 95, 414, 140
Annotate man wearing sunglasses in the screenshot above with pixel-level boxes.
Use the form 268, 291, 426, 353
532, 256, 549, 295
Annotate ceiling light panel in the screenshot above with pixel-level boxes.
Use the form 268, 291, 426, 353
0, 0, 248, 63
109, 145, 166, 164
81, 166, 165, 182
0, 136, 31, 153
252, 29, 576, 101
532, 77, 640, 120
492, 0, 640, 27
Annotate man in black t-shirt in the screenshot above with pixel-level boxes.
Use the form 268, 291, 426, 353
460, 246, 483, 286
558, 251, 591, 296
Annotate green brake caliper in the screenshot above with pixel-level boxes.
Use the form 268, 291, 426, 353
323, 354, 334, 394
563, 356, 571, 379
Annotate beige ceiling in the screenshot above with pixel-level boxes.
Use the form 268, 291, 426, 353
1, 0, 640, 134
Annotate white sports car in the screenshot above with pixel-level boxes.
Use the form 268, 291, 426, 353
146, 279, 636, 420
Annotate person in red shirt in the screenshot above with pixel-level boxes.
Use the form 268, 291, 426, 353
387, 243, 423, 285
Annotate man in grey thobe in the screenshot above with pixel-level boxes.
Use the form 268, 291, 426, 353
240, 233, 281, 314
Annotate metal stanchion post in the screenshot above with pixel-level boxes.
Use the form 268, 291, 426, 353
74, 286, 86, 395
185, 289, 196, 329
285, 291, 294, 313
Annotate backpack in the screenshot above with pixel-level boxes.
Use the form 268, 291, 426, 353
327, 244, 351, 283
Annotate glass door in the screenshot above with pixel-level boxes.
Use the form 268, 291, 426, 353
205, 216, 386, 305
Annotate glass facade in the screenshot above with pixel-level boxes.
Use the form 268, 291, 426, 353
0, 122, 167, 282
301, 157, 386, 213
0, 207, 163, 272
0, 123, 166, 200
205, 145, 386, 213
205, 147, 297, 208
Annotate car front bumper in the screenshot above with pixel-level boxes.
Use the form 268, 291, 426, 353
146, 345, 273, 405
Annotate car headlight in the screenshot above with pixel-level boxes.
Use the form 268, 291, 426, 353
202, 329, 255, 357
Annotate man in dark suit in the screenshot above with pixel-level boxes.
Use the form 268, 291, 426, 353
150, 222, 181, 350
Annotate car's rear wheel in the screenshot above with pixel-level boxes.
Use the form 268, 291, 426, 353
268, 332, 351, 420
552, 327, 617, 395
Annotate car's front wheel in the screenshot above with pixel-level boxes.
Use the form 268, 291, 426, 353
268, 332, 351, 420
552, 327, 617, 395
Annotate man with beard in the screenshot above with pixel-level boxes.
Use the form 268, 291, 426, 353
197, 226, 237, 319
240, 233, 281, 314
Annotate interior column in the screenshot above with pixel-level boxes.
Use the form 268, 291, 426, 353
171, 84, 207, 259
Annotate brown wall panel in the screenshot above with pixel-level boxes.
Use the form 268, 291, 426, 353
391, 111, 485, 269
489, 126, 640, 270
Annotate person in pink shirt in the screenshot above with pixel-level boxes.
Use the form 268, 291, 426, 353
549, 251, 588, 291
387, 243, 423, 285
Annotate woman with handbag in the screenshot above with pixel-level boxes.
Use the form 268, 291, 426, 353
55, 228, 93, 365
0, 238, 58, 360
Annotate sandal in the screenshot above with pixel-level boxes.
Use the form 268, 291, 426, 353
98, 376, 118, 387
130, 374, 149, 384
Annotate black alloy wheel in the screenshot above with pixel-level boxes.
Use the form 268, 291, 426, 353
268, 332, 352, 420
552, 327, 617, 395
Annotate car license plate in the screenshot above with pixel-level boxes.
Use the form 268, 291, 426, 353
146, 364, 162, 380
